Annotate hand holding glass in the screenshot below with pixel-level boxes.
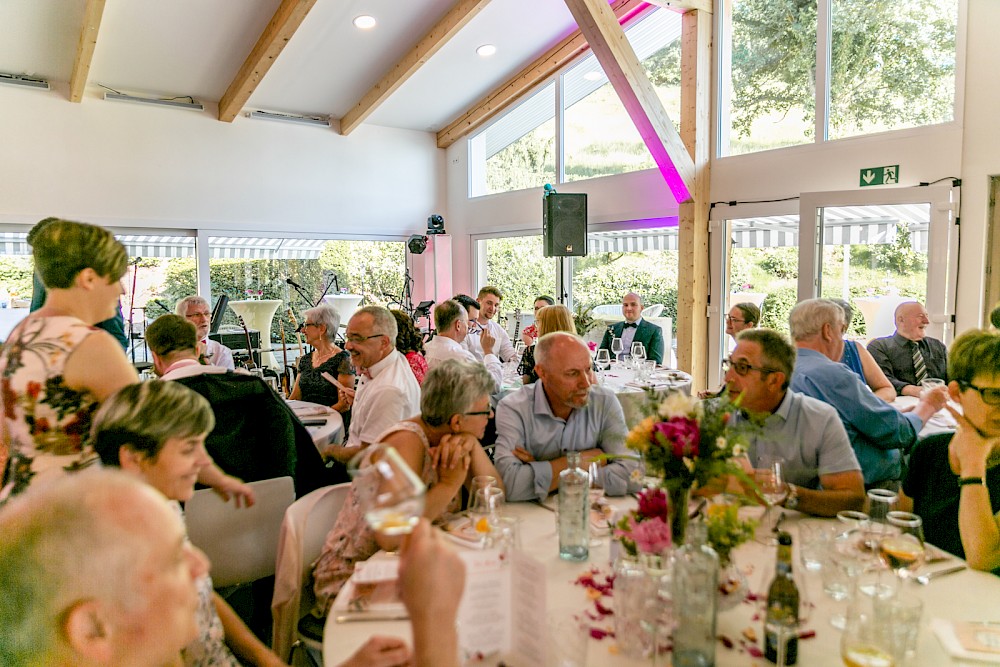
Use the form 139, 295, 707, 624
351, 444, 426, 536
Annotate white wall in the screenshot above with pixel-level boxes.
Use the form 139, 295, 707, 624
0, 82, 444, 238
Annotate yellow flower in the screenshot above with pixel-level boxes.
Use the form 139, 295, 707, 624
626, 416, 656, 453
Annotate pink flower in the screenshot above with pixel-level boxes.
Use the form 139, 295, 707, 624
630, 516, 672, 554
652, 417, 700, 459
587, 341, 597, 351
636, 488, 668, 521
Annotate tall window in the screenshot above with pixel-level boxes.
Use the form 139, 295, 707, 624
476, 236, 557, 310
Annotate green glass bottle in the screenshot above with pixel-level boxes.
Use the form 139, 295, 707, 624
764, 531, 799, 665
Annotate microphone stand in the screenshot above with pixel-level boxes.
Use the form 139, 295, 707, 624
286, 280, 312, 307
312, 274, 340, 308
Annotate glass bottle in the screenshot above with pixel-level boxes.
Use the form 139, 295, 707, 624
764, 531, 800, 665
672, 521, 719, 667
558, 450, 589, 561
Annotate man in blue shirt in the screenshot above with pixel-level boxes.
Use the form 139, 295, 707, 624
727, 328, 864, 516
494, 332, 640, 501
787, 299, 946, 488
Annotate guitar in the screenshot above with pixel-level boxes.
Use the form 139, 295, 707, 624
237, 315, 257, 369
511, 307, 522, 343
287, 308, 306, 359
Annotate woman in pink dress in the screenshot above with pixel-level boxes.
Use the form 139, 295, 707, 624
391, 309, 428, 385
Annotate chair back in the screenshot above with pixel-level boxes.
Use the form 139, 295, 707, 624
271, 482, 352, 661
641, 304, 664, 318
185, 476, 295, 588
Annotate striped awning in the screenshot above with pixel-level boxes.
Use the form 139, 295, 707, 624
588, 229, 679, 253
0, 233, 326, 260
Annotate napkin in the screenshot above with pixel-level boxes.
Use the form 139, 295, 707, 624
285, 399, 330, 417
441, 515, 488, 548
931, 619, 1000, 661
333, 557, 405, 615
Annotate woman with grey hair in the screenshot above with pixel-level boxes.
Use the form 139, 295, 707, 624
830, 298, 895, 402
312, 359, 502, 613
289, 303, 355, 431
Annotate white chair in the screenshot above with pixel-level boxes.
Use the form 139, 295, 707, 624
591, 304, 621, 316
641, 303, 664, 318
185, 476, 295, 588
271, 483, 352, 664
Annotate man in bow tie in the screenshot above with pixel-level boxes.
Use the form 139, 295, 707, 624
598, 291, 665, 365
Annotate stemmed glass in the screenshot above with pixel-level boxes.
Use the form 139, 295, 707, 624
754, 457, 788, 542
878, 511, 926, 587
595, 348, 611, 372
587, 461, 605, 546
349, 444, 426, 536
631, 343, 647, 379
611, 337, 624, 364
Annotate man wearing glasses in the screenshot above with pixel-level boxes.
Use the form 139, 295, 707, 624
176, 295, 235, 371
788, 299, 946, 489
725, 328, 864, 516
331, 306, 420, 462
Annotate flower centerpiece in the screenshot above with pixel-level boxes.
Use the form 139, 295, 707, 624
623, 390, 753, 544
705, 500, 757, 565
612, 487, 673, 557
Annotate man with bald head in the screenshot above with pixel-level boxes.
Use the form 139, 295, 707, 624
598, 291, 665, 364
867, 301, 948, 396
494, 332, 640, 501
0, 469, 209, 667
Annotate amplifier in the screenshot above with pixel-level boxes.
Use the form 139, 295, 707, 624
209, 330, 261, 351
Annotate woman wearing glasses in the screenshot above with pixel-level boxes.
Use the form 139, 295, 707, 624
312, 359, 503, 614
289, 303, 355, 433
902, 329, 1000, 571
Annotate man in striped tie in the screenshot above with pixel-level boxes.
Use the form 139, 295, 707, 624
867, 301, 948, 397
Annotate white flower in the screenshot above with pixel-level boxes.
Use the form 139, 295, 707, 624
732, 443, 746, 457
682, 457, 695, 472
716, 436, 727, 450
630, 467, 644, 483
657, 392, 697, 420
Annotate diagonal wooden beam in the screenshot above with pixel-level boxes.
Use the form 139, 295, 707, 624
562, 0, 695, 203
676, 8, 712, 389
69, 0, 107, 102
436, 0, 647, 149
645, 0, 713, 13
341, 0, 492, 136
218, 0, 318, 122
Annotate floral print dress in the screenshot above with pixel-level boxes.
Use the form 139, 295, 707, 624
0, 316, 103, 503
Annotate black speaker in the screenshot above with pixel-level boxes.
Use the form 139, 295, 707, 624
543, 193, 588, 257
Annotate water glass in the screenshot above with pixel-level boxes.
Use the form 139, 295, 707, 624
874, 593, 924, 663
841, 596, 896, 667
469, 487, 505, 542
920, 377, 945, 398
486, 516, 522, 562
549, 612, 589, 667
798, 521, 835, 572
866, 488, 898, 523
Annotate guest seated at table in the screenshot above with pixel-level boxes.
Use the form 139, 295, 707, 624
788, 299, 947, 489
830, 298, 895, 402
289, 304, 354, 433
518, 304, 576, 385
520, 294, 555, 346
392, 309, 429, 385
470, 286, 517, 362
147, 314, 329, 496
867, 300, 948, 397
725, 328, 865, 516
902, 329, 1000, 571
424, 300, 501, 391
0, 217, 140, 503
494, 332, 641, 502
598, 291, 664, 365
91, 382, 287, 666
726, 301, 759, 341
177, 294, 236, 371
326, 306, 422, 463
312, 359, 501, 613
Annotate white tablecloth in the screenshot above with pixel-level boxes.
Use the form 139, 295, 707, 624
323, 499, 1000, 666
285, 399, 344, 450
892, 395, 959, 438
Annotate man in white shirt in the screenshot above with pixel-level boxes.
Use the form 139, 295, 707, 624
176, 295, 235, 371
330, 306, 421, 462
424, 299, 503, 392
466, 286, 517, 362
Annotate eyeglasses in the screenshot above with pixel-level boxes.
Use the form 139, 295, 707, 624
722, 358, 777, 377
302, 322, 320, 328
345, 333, 387, 344
958, 381, 1000, 405
464, 408, 494, 417
725, 315, 746, 324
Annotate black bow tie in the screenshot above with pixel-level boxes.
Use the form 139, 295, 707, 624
622, 322, 638, 329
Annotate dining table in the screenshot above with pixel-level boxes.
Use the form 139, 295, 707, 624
285, 399, 344, 451
322, 494, 1000, 666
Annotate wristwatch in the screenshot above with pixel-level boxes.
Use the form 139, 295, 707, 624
784, 484, 799, 510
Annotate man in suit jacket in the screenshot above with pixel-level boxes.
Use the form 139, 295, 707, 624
598, 291, 665, 365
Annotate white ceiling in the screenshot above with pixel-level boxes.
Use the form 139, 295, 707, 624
0, 0, 590, 133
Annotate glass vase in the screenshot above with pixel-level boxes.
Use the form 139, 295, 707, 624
668, 486, 690, 546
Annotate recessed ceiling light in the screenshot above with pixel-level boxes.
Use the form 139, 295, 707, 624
353, 15, 376, 30
476, 44, 497, 57
583, 71, 604, 81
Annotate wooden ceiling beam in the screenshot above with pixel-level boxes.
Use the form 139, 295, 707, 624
340, 0, 492, 136
645, 0, 713, 13
218, 0, 318, 123
562, 0, 695, 202
69, 0, 107, 102
436, 0, 647, 149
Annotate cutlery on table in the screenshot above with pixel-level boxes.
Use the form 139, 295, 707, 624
915, 564, 966, 585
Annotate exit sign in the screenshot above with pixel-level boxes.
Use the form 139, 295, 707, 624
859, 165, 899, 187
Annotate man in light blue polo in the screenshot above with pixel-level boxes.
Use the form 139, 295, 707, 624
494, 332, 640, 501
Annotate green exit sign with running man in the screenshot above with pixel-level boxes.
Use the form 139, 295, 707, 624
859, 165, 899, 187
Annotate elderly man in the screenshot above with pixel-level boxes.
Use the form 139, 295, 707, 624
424, 299, 502, 391
146, 313, 331, 494
494, 332, 640, 501
176, 295, 235, 370
0, 469, 210, 667
726, 328, 864, 516
466, 286, 516, 362
330, 305, 421, 461
867, 301, 948, 396
788, 299, 946, 488
598, 291, 665, 365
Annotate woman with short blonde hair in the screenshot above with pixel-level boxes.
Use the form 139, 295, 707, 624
518, 304, 577, 385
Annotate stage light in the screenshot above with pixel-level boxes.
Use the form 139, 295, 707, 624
408, 234, 428, 255
427, 214, 445, 235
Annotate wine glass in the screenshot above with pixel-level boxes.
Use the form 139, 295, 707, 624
754, 457, 788, 542
611, 337, 624, 364
866, 488, 898, 524
587, 461, 605, 546
469, 486, 505, 543
878, 511, 925, 587
349, 444, 426, 536
595, 348, 611, 372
